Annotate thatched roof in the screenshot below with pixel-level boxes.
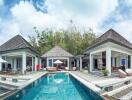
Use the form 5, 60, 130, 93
0, 35, 38, 54
42, 46, 73, 57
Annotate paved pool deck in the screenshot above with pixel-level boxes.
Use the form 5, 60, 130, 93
1, 71, 132, 100
71, 71, 132, 100
70, 71, 108, 82
0, 71, 47, 88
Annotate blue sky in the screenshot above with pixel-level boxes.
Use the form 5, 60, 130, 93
0, 0, 132, 44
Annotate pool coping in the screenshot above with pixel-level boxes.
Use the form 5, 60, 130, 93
2, 71, 102, 100
68, 72, 102, 94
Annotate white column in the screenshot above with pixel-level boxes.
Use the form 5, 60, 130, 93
106, 48, 111, 76
52, 58, 53, 67
5, 56, 7, 71
14, 58, 17, 71
77, 59, 79, 68
35, 57, 38, 71
90, 53, 93, 72
32, 57, 34, 72
11, 58, 13, 70
47, 58, 48, 67
131, 56, 132, 69
0, 56, 2, 71
126, 56, 128, 69
67, 58, 70, 70
40, 58, 42, 69
112, 57, 115, 67
22, 52, 26, 74
80, 57, 82, 71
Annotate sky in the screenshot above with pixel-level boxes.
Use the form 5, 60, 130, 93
0, 0, 132, 44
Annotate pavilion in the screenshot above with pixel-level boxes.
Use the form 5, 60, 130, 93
0, 35, 41, 74
84, 29, 132, 76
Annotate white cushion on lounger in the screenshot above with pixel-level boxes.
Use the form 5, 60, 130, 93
126, 69, 132, 73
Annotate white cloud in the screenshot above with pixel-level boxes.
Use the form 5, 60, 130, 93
113, 20, 132, 43
45, 0, 118, 31
0, 0, 3, 6
0, 19, 20, 44
0, 0, 118, 44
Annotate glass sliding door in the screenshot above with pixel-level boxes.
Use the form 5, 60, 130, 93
48, 59, 52, 67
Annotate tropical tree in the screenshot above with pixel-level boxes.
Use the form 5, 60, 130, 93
29, 22, 96, 55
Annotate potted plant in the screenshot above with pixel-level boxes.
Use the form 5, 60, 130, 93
101, 68, 109, 76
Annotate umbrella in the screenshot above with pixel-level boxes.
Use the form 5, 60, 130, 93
0, 58, 7, 63
53, 60, 63, 64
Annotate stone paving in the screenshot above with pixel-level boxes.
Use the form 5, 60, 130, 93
71, 71, 107, 83
71, 71, 132, 100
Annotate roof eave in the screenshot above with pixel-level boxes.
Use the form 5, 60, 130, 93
84, 39, 132, 54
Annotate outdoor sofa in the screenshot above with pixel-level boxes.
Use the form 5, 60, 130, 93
46, 67, 57, 71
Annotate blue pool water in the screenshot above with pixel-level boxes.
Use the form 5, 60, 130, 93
5, 73, 103, 100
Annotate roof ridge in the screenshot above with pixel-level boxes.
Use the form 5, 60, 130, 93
110, 29, 132, 45
19, 35, 33, 48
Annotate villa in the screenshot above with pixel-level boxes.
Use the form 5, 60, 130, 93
0, 35, 41, 74
0, 29, 132, 100
84, 29, 132, 76
0, 29, 132, 76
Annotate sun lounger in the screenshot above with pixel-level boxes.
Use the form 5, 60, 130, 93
1, 77, 6, 81
126, 69, 132, 76
118, 69, 127, 78
0, 76, 30, 83
94, 76, 132, 92
12, 79, 18, 83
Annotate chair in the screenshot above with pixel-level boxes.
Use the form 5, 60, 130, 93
118, 69, 127, 78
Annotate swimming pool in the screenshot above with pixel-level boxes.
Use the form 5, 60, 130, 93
5, 72, 103, 100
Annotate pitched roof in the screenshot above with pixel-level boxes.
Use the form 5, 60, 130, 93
42, 46, 73, 57
0, 35, 38, 54
85, 29, 132, 51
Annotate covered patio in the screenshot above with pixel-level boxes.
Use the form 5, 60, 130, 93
85, 29, 132, 76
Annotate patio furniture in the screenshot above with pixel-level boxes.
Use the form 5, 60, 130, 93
126, 69, 132, 76
65, 67, 69, 71
118, 69, 127, 78
112, 67, 119, 72
1, 77, 6, 81
12, 78, 18, 83
95, 77, 132, 92
46, 67, 57, 71
72, 67, 77, 71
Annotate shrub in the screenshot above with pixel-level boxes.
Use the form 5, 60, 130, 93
102, 69, 109, 76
